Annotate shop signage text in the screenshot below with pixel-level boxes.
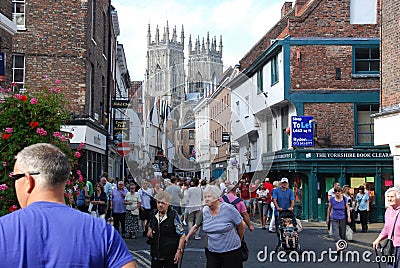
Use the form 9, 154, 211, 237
291, 116, 314, 147
313, 152, 392, 158
112, 99, 130, 108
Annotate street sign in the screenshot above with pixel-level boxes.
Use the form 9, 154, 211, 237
291, 116, 314, 147
222, 132, 230, 142
117, 142, 131, 156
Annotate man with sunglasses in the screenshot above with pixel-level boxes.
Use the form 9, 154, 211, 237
0, 143, 137, 267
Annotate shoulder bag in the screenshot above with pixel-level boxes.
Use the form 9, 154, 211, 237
381, 211, 400, 257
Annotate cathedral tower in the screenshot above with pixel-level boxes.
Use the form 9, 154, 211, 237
187, 33, 223, 98
145, 22, 185, 107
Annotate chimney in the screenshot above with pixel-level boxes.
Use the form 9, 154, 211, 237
281, 2, 293, 18
295, 0, 308, 16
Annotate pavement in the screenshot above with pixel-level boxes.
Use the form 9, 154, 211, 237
301, 221, 384, 247
250, 215, 384, 248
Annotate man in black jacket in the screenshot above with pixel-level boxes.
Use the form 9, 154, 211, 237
147, 191, 186, 268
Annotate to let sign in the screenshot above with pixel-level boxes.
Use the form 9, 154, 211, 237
291, 116, 314, 147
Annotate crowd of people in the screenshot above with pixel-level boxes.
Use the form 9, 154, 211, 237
5, 142, 397, 268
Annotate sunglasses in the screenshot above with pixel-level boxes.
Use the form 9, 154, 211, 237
11, 172, 40, 180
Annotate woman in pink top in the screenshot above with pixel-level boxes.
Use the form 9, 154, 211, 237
373, 186, 400, 267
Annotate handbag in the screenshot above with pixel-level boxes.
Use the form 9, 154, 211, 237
241, 239, 249, 262
88, 202, 93, 213
296, 219, 303, 232
346, 225, 353, 241
381, 211, 400, 257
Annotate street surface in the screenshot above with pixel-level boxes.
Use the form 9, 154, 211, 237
124, 226, 381, 268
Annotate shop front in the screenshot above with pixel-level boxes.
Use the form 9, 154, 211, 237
262, 148, 393, 222
62, 122, 107, 183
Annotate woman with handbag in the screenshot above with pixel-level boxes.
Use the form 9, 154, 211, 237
373, 186, 400, 267
326, 186, 351, 251
124, 184, 141, 239
90, 183, 107, 219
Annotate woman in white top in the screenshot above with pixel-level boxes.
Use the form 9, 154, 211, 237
256, 185, 270, 230
124, 184, 141, 239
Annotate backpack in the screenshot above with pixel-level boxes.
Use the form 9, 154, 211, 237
222, 195, 243, 209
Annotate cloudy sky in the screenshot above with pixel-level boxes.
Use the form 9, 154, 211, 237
112, 0, 287, 80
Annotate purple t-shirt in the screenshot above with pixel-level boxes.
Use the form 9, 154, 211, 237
0, 202, 134, 267
111, 187, 129, 213
330, 196, 348, 220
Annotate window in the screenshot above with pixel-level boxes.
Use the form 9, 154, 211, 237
236, 101, 240, 118
251, 141, 257, 159
90, 63, 95, 118
91, 0, 97, 41
12, 0, 25, 29
267, 115, 273, 152
281, 107, 288, 149
189, 130, 195, 140
356, 104, 378, 145
155, 65, 162, 91
102, 12, 107, 56
271, 55, 279, 85
245, 96, 249, 116
353, 46, 379, 74
350, 0, 377, 24
257, 68, 263, 94
12, 54, 25, 91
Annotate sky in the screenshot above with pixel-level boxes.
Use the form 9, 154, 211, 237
111, 0, 287, 81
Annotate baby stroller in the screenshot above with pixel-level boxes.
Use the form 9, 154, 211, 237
275, 210, 301, 253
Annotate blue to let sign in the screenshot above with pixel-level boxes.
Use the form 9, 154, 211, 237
291, 116, 314, 147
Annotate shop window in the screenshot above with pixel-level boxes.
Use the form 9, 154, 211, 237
353, 46, 380, 75
355, 104, 379, 145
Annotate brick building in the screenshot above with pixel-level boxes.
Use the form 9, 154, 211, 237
0, 1, 17, 86
11, 0, 120, 181
373, 0, 400, 186
231, 0, 391, 222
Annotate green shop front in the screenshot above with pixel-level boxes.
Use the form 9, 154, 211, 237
262, 148, 393, 222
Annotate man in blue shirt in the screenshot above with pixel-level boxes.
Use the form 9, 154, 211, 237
272, 177, 295, 235
0, 143, 136, 267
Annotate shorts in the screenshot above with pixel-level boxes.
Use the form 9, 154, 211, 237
139, 208, 152, 221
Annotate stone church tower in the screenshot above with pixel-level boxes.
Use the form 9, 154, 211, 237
144, 22, 223, 174
187, 33, 223, 97
145, 22, 185, 107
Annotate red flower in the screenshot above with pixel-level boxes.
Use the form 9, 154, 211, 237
21, 95, 28, 101
8, 205, 18, 212
69, 133, 74, 138
30, 121, 39, 128
2, 133, 10, 139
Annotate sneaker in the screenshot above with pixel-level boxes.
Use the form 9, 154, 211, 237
183, 220, 187, 226
262, 226, 267, 230
268, 230, 276, 233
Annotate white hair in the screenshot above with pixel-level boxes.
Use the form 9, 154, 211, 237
204, 185, 222, 199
